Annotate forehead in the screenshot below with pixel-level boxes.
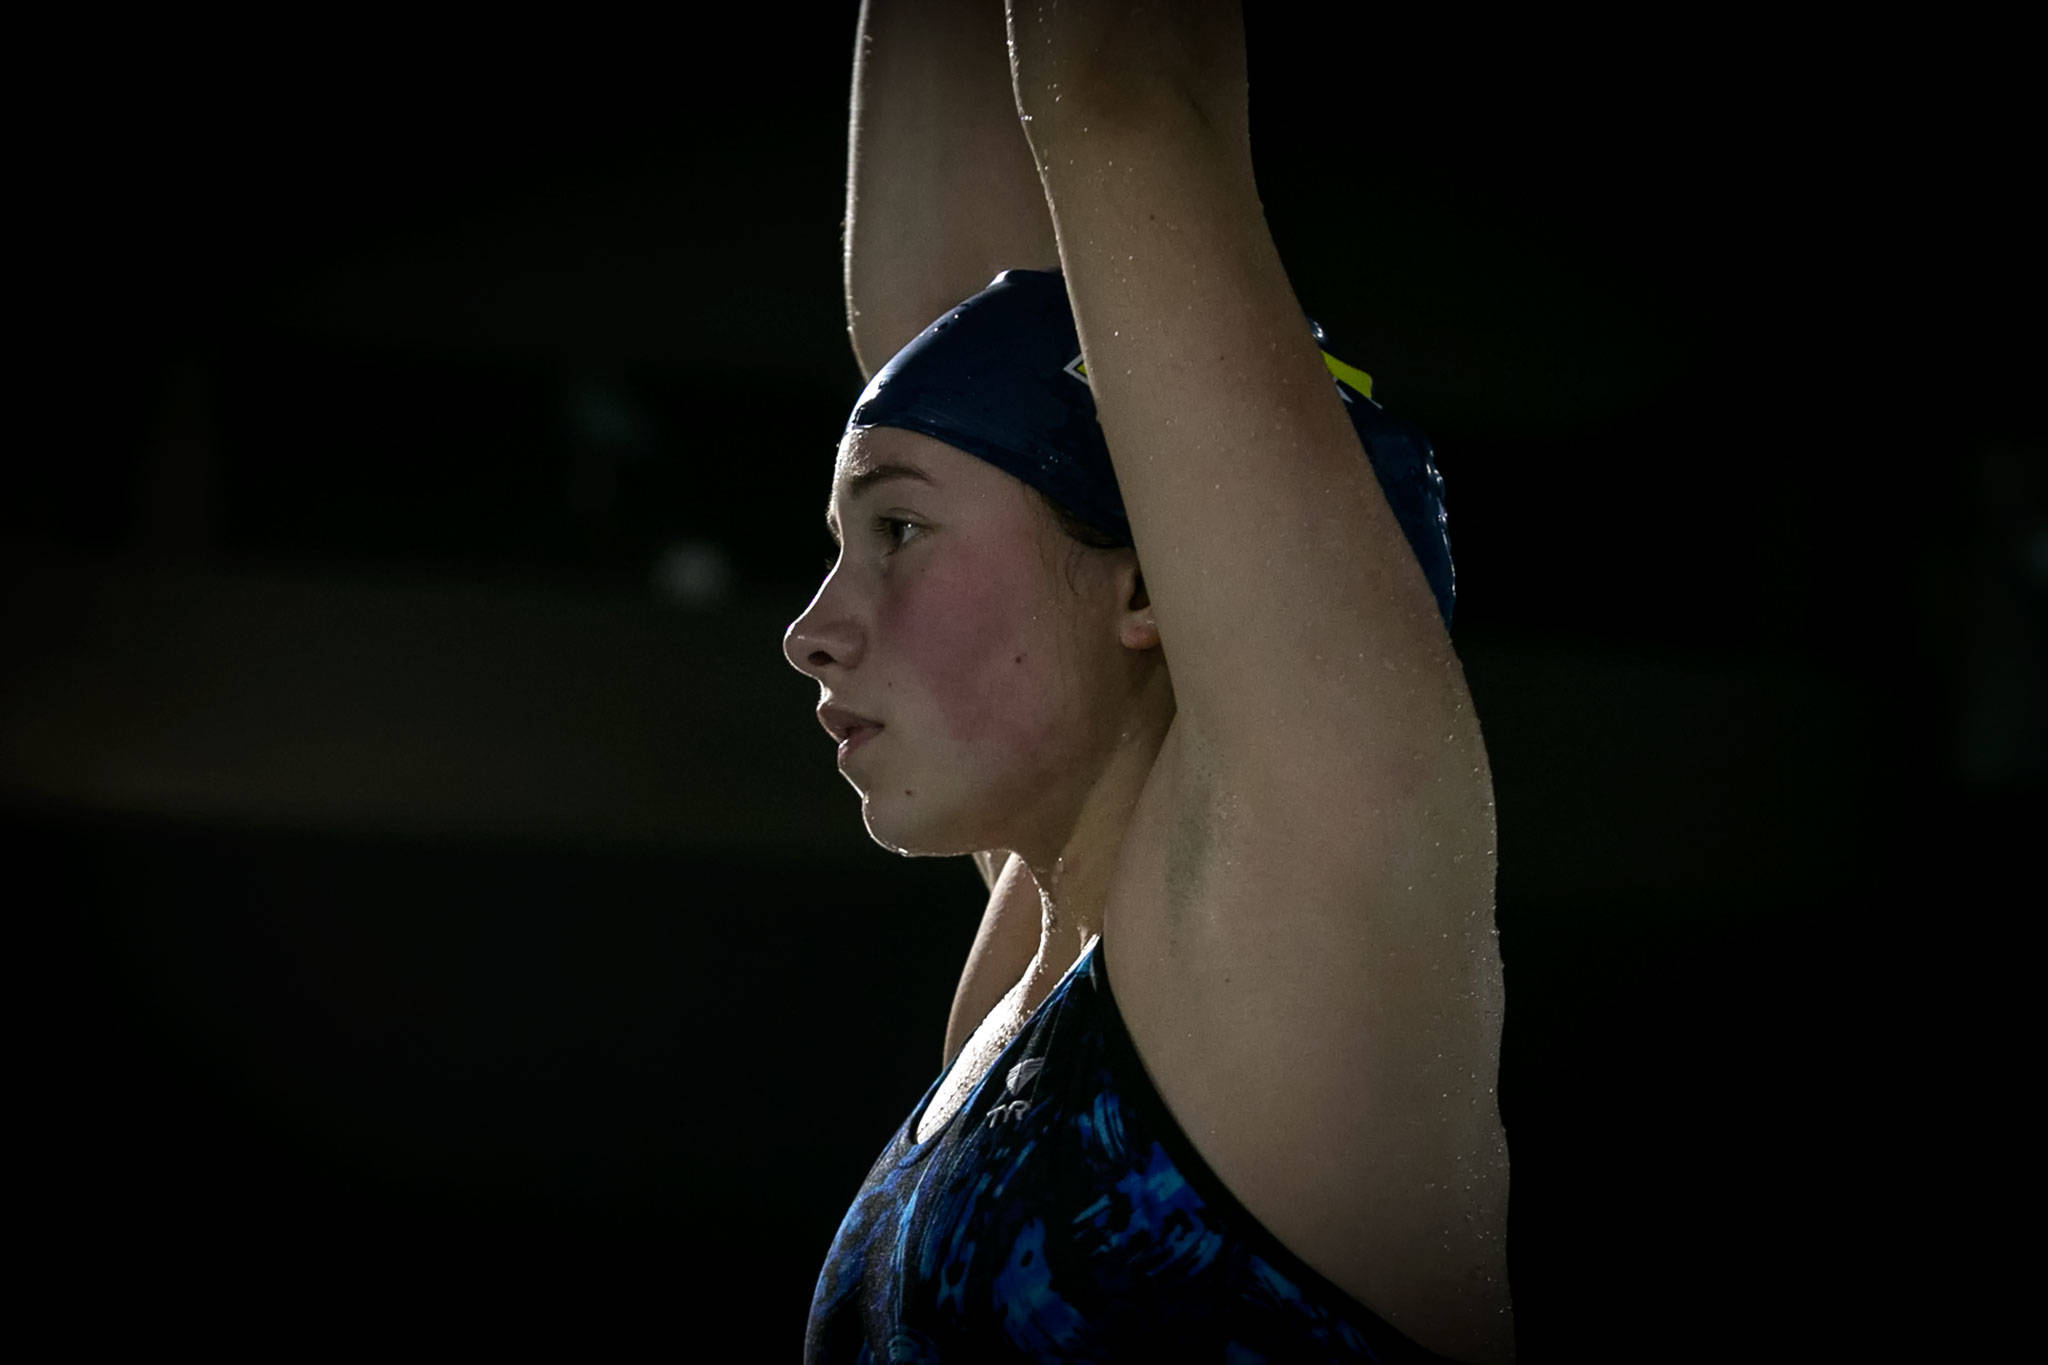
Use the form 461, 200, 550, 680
824, 427, 1046, 544
824, 429, 937, 530
833, 426, 921, 482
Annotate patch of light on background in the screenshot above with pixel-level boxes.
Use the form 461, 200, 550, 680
651, 539, 735, 608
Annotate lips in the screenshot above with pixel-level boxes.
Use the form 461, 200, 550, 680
817, 703, 885, 746
836, 724, 882, 763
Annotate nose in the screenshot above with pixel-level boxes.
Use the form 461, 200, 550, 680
782, 574, 863, 679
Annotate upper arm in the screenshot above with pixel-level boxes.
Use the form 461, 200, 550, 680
942, 852, 1038, 1066
844, 0, 1059, 379
969, 848, 1007, 892
1024, 92, 1474, 804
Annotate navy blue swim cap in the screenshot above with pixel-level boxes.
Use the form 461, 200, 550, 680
844, 268, 1455, 628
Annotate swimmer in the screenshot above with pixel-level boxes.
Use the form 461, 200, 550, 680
785, 3, 1512, 1360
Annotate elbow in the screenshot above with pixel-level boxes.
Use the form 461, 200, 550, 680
1009, 3, 1248, 149
1020, 76, 1234, 157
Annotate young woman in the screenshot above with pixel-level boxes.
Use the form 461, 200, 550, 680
783, 3, 1512, 1359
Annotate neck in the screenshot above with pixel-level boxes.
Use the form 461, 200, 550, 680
1021, 855, 1102, 983
1014, 706, 1170, 984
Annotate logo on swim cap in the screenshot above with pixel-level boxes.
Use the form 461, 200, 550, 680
1063, 353, 1090, 386
1319, 349, 1374, 403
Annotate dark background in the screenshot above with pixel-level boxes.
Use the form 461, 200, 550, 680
7, 9, 2038, 1359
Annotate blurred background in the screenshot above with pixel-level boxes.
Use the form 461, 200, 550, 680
7, 8, 2038, 1359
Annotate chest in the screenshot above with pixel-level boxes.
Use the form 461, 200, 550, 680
815, 950, 1445, 1364
916, 969, 1043, 1145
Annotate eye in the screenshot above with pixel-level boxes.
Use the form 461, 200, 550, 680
872, 515, 922, 551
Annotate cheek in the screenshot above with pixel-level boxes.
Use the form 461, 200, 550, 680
883, 544, 1055, 754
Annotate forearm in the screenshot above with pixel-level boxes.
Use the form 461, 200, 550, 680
1004, 0, 1248, 153
845, 0, 1059, 378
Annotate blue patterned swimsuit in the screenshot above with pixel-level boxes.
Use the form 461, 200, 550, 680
804, 939, 1458, 1363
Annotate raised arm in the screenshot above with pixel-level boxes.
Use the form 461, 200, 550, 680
1005, 5, 1512, 1361
843, 0, 1060, 379
1004, 0, 1469, 783
941, 851, 1041, 1067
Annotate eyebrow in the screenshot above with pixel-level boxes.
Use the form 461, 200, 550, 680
824, 462, 937, 543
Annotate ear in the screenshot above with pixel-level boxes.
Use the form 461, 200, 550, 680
1116, 560, 1158, 651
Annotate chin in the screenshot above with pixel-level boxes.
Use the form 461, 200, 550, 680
857, 787, 985, 860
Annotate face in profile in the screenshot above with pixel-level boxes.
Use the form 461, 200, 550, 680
783, 426, 1154, 861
